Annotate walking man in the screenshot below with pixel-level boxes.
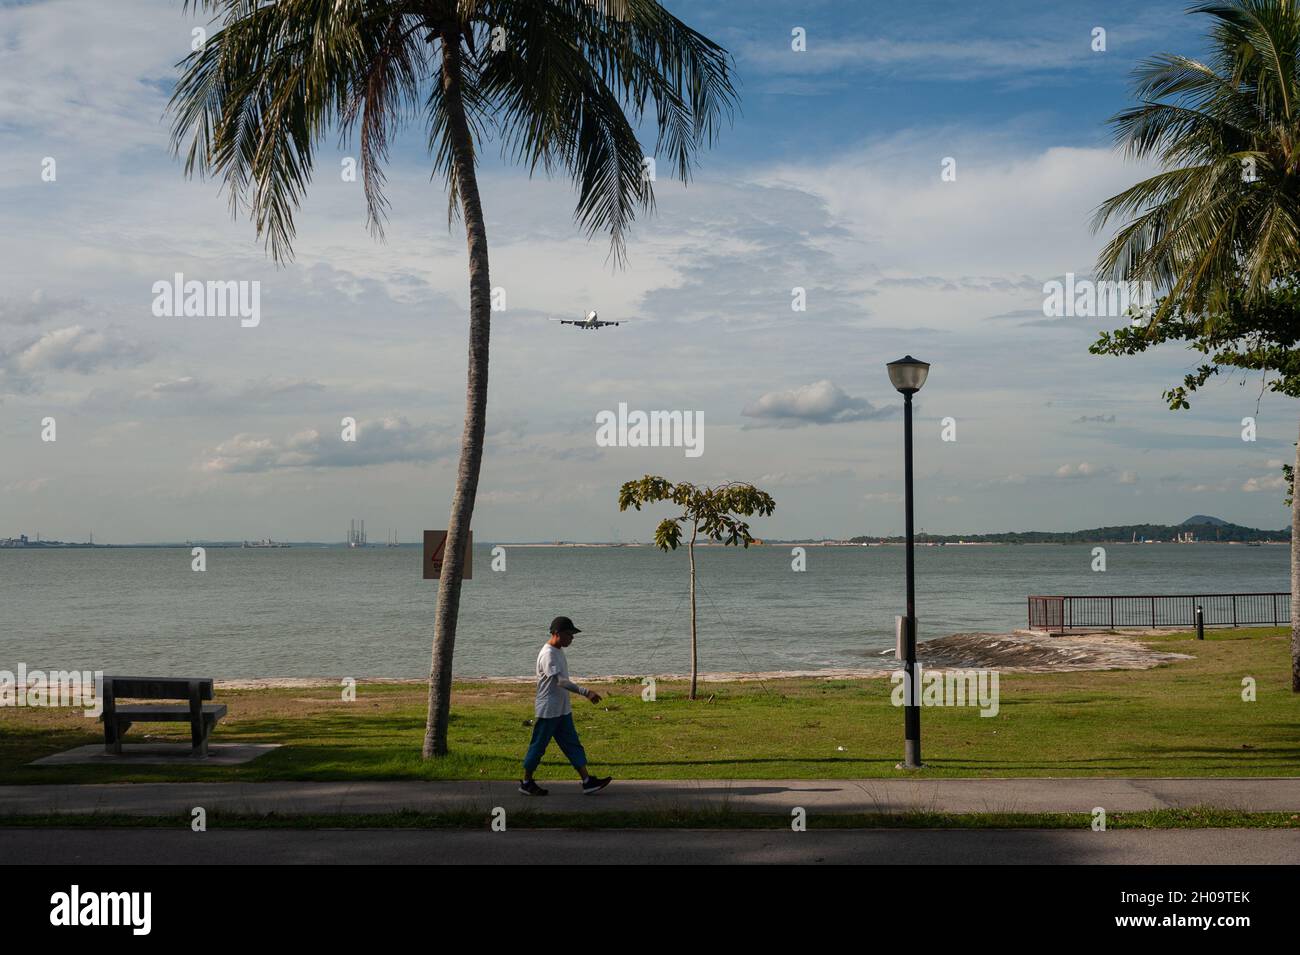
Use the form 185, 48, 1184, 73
519, 616, 612, 796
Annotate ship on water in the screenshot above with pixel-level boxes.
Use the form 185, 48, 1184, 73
242, 538, 289, 548
348, 519, 368, 548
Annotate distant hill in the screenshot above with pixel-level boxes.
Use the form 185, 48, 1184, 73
1183, 515, 1229, 526
848, 520, 1288, 545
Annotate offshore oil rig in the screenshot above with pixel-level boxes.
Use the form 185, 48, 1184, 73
347, 519, 368, 548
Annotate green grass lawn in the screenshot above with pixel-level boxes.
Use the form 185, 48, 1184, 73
2, 627, 1297, 784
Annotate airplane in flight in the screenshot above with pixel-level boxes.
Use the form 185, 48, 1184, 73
550, 310, 627, 330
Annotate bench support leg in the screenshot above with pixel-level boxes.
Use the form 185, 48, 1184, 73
105, 720, 128, 755
102, 682, 119, 754
188, 680, 207, 757
191, 721, 209, 758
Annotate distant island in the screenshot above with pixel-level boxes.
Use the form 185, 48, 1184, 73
842, 516, 1288, 545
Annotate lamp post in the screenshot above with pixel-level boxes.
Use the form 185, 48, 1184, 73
886, 355, 929, 769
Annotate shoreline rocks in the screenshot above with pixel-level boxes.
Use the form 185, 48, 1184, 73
215, 629, 1194, 689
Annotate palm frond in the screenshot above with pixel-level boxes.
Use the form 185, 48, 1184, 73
1096, 0, 1300, 313
169, 0, 737, 263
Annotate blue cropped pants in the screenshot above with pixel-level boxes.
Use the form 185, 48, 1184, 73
523, 713, 588, 773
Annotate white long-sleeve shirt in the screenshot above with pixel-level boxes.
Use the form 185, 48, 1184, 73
535, 643, 587, 718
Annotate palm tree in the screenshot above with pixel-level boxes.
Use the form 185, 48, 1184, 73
1093, 0, 1300, 690
168, 0, 737, 751
1094, 0, 1300, 313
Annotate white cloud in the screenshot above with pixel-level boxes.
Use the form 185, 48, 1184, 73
762, 140, 1160, 324
199, 417, 453, 473
3, 478, 52, 494
140, 376, 207, 398
15, 325, 141, 374
1, 325, 148, 392
478, 489, 546, 506
1242, 474, 1286, 493
743, 36, 1101, 82
742, 380, 892, 427
863, 492, 903, 504
1056, 462, 1103, 479
734, 8, 1183, 87
0, 0, 193, 152
89, 420, 143, 448
756, 469, 854, 487
0, 291, 84, 326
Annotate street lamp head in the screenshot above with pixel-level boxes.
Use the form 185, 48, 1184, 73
886, 355, 930, 394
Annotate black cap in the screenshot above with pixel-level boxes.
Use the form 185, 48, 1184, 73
549, 615, 582, 635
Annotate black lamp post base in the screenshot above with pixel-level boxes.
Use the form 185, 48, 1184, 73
898, 738, 923, 769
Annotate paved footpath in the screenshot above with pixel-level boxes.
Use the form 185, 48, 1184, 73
8, 827, 1298, 865
2, 777, 1298, 816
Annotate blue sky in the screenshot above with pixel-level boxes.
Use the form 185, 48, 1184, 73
688, 2, 1202, 157
0, 0, 1293, 543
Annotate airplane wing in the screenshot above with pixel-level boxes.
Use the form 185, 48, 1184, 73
549, 318, 578, 325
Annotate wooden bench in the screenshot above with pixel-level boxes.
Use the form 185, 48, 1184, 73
100, 676, 226, 757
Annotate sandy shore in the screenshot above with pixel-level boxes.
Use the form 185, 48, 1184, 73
215, 628, 1193, 690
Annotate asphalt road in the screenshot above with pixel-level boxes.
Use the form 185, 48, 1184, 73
6, 827, 1298, 864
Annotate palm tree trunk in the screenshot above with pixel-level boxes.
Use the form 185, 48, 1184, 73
688, 523, 698, 701
423, 25, 492, 758
1292, 416, 1300, 692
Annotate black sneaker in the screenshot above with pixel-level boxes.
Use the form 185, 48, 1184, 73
581, 776, 612, 795
518, 780, 549, 796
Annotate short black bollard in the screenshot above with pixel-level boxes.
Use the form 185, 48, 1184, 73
1196, 605, 1205, 640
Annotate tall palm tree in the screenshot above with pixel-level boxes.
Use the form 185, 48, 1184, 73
168, 0, 737, 752
1093, 0, 1300, 690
